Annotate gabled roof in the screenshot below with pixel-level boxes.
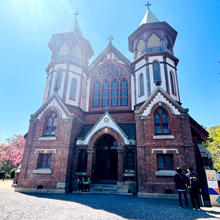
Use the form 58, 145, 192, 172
89, 42, 131, 71
32, 93, 72, 120
140, 9, 159, 25
135, 87, 187, 116
76, 112, 134, 146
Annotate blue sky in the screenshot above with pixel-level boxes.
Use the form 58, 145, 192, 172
0, 0, 220, 141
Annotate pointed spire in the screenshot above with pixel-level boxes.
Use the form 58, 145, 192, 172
64, 11, 82, 36
140, 3, 159, 26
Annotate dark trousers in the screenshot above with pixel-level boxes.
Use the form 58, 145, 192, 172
189, 189, 200, 209
177, 191, 188, 207
78, 183, 83, 191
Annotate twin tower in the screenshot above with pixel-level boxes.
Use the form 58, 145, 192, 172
43, 9, 180, 112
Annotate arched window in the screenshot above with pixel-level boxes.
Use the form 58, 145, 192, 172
126, 151, 135, 170
102, 80, 109, 107
139, 73, 144, 96
93, 81, 100, 107
153, 61, 161, 85
120, 78, 128, 106
44, 112, 57, 136
137, 39, 145, 58
55, 71, 62, 91
154, 108, 170, 134
111, 79, 118, 107
69, 78, 77, 100
170, 71, 176, 95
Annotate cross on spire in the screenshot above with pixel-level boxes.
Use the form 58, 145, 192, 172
73, 11, 79, 21
145, 2, 151, 10
108, 36, 114, 44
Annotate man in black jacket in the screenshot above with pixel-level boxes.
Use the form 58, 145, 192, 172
186, 167, 201, 209
174, 167, 188, 208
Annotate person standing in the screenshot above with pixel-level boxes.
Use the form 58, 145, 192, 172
174, 167, 188, 208
186, 167, 201, 209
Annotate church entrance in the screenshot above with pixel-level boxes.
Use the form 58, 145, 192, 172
94, 134, 118, 184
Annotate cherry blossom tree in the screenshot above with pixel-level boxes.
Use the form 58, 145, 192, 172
0, 135, 25, 178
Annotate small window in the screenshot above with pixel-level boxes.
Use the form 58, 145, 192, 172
170, 71, 176, 95
139, 73, 144, 96
111, 79, 118, 107
37, 153, 52, 168
55, 71, 62, 91
102, 80, 109, 107
157, 154, 173, 170
153, 61, 161, 85
69, 78, 77, 100
120, 78, 128, 106
93, 81, 101, 107
44, 112, 57, 136
154, 108, 170, 134
126, 151, 135, 170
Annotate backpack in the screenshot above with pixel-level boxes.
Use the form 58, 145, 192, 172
189, 173, 199, 189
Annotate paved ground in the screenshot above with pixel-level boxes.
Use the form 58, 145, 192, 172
0, 181, 220, 220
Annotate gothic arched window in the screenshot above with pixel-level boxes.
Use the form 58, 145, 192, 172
55, 71, 62, 91
154, 108, 170, 134
153, 61, 161, 85
111, 79, 118, 107
139, 73, 144, 96
126, 151, 135, 170
102, 80, 109, 107
170, 71, 176, 95
44, 112, 57, 136
93, 81, 100, 107
120, 78, 128, 106
69, 78, 77, 100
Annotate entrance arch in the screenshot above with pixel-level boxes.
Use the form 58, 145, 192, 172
93, 134, 118, 184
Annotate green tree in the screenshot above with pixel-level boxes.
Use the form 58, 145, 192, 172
204, 126, 220, 170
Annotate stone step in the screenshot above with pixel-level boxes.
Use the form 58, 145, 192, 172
92, 184, 118, 190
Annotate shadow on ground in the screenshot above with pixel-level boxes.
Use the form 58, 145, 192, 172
21, 192, 219, 220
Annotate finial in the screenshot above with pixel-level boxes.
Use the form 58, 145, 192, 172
73, 11, 79, 21
108, 36, 114, 44
145, 2, 151, 10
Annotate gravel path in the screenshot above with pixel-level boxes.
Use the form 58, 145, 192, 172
0, 183, 220, 220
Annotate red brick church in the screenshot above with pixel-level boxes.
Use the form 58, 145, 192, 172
17, 7, 211, 196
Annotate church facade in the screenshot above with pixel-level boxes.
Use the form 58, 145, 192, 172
17, 9, 210, 196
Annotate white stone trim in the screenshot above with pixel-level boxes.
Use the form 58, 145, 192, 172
32, 168, 52, 174
15, 188, 65, 194
35, 148, 56, 154
155, 170, 176, 177
153, 135, 174, 140
76, 112, 130, 145
142, 92, 180, 116
151, 148, 179, 154
38, 136, 56, 141
37, 97, 68, 119
56, 182, 66, 188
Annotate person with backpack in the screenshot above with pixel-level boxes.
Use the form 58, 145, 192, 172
186, 167, 201, 209
174, 167, 188, 208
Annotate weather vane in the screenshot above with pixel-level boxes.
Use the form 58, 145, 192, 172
145, 2, 151, 10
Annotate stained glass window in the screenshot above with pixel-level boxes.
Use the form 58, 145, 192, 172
93, 81, 100, 107
120, 78, 128, 106
44, 112, 57, 136
154, 108, 170, 134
